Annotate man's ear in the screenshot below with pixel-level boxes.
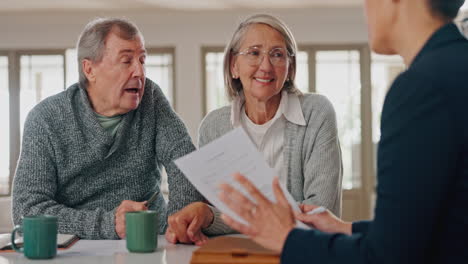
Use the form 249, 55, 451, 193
82, 59, 96, 83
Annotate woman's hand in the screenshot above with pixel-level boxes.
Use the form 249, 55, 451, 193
218, 173, 296, 253
296, 204, 352, 235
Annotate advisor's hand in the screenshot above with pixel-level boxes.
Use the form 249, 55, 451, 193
219, 174, 295, 253
296, 204, 352, 235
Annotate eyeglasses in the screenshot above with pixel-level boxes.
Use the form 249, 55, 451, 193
235, 47, 294, 67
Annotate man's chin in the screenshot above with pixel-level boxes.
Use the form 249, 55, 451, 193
120, 101, 141, 113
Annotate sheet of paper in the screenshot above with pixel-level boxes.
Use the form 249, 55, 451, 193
0, 233, 10, 250
175, 127, 308, 228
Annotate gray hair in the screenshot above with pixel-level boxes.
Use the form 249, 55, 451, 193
77, 18, 143, 89
462, 17, 468, 38
223, 14, 300, 101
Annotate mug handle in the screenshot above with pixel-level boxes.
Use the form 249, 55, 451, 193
11, 225, 24, 253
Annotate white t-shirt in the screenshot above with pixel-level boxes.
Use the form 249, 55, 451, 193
231, 91, 306, 186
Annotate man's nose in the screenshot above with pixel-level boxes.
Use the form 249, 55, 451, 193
132, 61, 145, 78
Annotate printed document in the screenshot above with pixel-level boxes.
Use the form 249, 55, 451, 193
175, 127, 308, 228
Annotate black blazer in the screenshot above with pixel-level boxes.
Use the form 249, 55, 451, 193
282, 23, 468, 264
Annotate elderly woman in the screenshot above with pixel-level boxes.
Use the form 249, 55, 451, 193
218, 0, 468, 263
165, 14, 342, 245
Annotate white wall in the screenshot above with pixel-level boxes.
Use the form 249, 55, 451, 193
0, 7, 368, 140
0, 197, 12, 232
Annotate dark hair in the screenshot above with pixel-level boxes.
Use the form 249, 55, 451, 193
427, 0, 465, 20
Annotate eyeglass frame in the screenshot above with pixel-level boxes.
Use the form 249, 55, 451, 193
233, 47, 295, 67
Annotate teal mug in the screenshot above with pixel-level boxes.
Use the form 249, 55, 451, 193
11, 215, 58, 259
126, 211, 158, 253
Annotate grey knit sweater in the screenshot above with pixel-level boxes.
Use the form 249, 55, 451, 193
201, 93, 343, 235
12, 79, 203, 239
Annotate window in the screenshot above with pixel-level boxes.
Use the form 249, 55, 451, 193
65, 49, 78, 88
0, 56, 9, 195
304, 46, 373, 221
0, 51, 66, 196
203, 48, 226, 114
295, 51, 309, 93
315, 50, 362, 189
20, 54, 65, 136
371, 53, 405, 145
146, 49, 175, 106
143, 48, 176, 198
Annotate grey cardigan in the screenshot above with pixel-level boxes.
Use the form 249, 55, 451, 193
201, 93, 343, 235
12, 79, 203, 239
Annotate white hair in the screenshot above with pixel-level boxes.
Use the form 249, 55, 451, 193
223, 14, 300, 101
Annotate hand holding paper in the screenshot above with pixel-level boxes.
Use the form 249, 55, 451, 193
175, 128, 308, 228
174, 128, 308, 228
218, 173, 298, 253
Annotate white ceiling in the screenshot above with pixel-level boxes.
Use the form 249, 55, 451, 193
0, 0, 363, 12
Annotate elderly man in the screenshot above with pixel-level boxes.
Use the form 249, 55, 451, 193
12, 18, 203, 239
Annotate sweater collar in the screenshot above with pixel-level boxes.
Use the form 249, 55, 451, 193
76, 84, 135, 157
